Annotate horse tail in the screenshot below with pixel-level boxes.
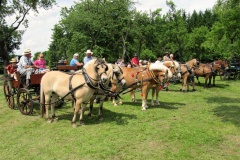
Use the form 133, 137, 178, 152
40, 84, 45, 118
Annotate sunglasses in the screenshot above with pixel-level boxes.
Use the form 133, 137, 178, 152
40, 56, 44, 58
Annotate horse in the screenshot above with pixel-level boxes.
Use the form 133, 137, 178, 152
111, 63, 168, 110
194, 63, 214, 88
180, 59, 199, 92
195, 60, 229, 87
40, 58, 109, 127
150, 61, 174, 106
211, 60, 229, 86
87, 63, 126, 120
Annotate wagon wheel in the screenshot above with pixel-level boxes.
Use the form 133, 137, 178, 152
17, 88, 33, 115
3, 80, 15, 109
219, 71, 229, 80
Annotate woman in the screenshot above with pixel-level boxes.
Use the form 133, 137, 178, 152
34, 53, 50, 73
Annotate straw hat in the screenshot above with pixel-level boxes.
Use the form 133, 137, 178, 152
24, 48, 31, 55
85, 49, 93, 55
10, 58, 17, 63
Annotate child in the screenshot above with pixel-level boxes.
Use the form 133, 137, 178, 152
6, 58, 18, 80
34, 53, 50, 73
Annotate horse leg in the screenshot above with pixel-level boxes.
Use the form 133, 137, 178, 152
213, 75, 216, 87
88, 96, 95, 119
155, 86, 160, 105
98, 96, 105, 121
79, 103, 87, 126
51, 94, 58, 122
182, 77, 187, 92
197, 76, 201, 85
44, 94, 52, 123
151, 87, 155, 106
72, 99, 81, 128
130, 89, 137, 102
141, 86, 149, 110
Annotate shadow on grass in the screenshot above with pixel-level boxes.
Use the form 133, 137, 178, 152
212, 105, 240, 127
205, 96, 240, 127
122, 100, 185, 110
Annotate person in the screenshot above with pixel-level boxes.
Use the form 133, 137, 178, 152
5, 58, 18, 80
131, 54, 139, 67
156, 57, 162, 63
163, 52, 170, 61
17, 48, 35, 85
117, 58, 125, 67
169, 54, 174, 61
58, 57, 67, 65
83, 49, 94, 65
127, 62, 132, 68
139, 60, 143, 66
70, 53, 83, 67
34, 53, 50, 73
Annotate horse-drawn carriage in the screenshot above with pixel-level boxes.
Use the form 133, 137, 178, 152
2, 65, 79, 115
219, 59, 240, 80
3, 72, 46, 115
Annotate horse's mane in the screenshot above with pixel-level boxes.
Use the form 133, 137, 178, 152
150, 61, 166, 71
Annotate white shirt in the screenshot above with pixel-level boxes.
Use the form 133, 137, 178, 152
17, 56, 33, 71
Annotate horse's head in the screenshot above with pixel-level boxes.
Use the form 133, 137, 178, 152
111, 64, 126, 87
187, 58, 200, 70
222, 60, 229, 70
94, 58, 108, 83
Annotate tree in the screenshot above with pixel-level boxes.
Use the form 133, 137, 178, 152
0, 0, 56, 66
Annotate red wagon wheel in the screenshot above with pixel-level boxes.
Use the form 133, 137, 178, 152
3, 80, 15, 109
17, 88, 33, 115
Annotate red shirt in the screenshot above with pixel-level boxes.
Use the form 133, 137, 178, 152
7, 64, 15, 74
131, 57, 139, 66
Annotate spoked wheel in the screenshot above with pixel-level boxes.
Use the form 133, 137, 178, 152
219, 72, 229, 80
3, 80, 15, 109
17, 88, 33, 115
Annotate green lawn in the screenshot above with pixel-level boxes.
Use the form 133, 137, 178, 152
0, 77, 240, 160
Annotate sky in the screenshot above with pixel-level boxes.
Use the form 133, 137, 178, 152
12, 0, 217, 55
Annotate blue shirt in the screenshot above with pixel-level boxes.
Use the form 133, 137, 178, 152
70, 58, 79, 66
83, 56, 93, 65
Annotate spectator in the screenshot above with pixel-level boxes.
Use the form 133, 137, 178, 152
5, 58, 18, 80
83, 49, 94, 65
34, 53, 50, 73
131, 54, 139, 67
117, 58, 126, 67
70, 53, 83, 67
156, 57, 162, 63
17, 49, 35, 86
170, 54, 174, 61
163, 52, 170, 61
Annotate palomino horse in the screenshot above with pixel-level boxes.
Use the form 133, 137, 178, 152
40, 58, 108, 127
180, 59, 199, 92
112, 63, 168, 110
88, 63, 126, 120
150, 61, 174, 105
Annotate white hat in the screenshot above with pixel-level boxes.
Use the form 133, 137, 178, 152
10, 58, 18, 63
85, 49, 93, 54
24, 48, 31, 55
73, 53, 79, 57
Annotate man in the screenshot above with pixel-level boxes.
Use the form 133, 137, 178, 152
131, 54, 139, 67
163, 52, 170, 61
83, 49, 93, 65
17, 48, 35, 85
70, 53, 83, 67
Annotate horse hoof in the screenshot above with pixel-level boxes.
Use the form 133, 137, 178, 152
113, 103, 118, 107
118, 102, 122, 105
156, 102, 160, 105
79, 121, 85, 126
180, 89, 182, 91
142, 107, 146, 111
53, 117, 59, 122
72, 123, 77, 128
47, 119, 53, 123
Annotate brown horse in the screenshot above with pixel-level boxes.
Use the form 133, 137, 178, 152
88, 63, 126, 120
195, 60, 229, 87
40, 58, 108, 127
195, 63, 214, 88
180, 59, 199, 92
211, 60, 229, 86
111, 64, 168, 110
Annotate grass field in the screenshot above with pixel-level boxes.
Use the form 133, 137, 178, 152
0, 77, 240, 160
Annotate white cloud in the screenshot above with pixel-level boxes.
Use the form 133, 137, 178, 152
13, 0, 217, 55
